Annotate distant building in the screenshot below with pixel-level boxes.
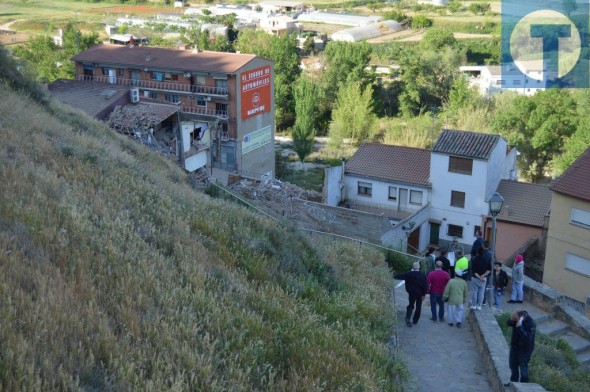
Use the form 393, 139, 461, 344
258, 1, 305, 14
71, 44, 275, 177
460, 62, 546, 97
544, 147, 590, 310
331, 20, 402, 42
260, 14, 302, 36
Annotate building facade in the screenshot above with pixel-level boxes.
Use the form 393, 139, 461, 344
72, 44, 275, 177
543, 148, 590, 306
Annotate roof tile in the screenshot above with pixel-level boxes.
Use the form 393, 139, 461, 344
433, 129, 500, 160
495, 180, 551, 227
550, 147, 590, 202
345, 143, 431, 186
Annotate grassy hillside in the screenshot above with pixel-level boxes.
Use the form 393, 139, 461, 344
0, 47, 404, 391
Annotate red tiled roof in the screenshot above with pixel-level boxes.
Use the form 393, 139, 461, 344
550, 147, 590, 202
345, 143, 431, 186
71, 44, 259, 74
48, 79, 129, 117
495, 180, 551, 227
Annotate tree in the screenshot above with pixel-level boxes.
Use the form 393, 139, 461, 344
367, 2, 385, 13
383, 10, 411, 26
553, 119, 590, 174
421, 28, 457, 50
399, 47, 464, 117
292, 76, 319, 162
468, 3, 491, 15
328, 82, 376, 146
236, 30, 301, 130
318, 41, 373, 133
411, 14, 432, 30
13, 23, 99, 83
491, 90, 578, 182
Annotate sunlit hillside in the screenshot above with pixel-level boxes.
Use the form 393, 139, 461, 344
0, 46, 404, 391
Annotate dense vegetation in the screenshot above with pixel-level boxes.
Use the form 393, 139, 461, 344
497, 313, 590, 391
0, 45, 404, 390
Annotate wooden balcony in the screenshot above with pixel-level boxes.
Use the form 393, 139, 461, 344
77, 75, 229, 97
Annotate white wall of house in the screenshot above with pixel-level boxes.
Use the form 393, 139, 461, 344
479, 67, 545, 97
430, 153, 489, 246
343, 175, 430, 213
324, 165, 343, 206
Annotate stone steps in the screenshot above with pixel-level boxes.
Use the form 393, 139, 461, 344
536, 318, 570, 337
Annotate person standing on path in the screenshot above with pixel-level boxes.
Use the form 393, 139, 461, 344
493, 262, 509, 311
470, 247, 490, 310
506, 310, 536, 384
395, 262, 428, 328
443, 269, 468, 328
508, 255, 525, 304
435, 248, 452, 278
454, 249, 469, 281
427, 261, 451, 322
422, 246, 436, 275
470, 230, 483, 258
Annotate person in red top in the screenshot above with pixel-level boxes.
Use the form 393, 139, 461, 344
427, 260, 451, 322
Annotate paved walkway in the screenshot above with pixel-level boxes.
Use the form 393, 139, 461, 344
394, 283, 492, 392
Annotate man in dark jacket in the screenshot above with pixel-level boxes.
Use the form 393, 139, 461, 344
492, 261, 509, 311
506, 310, 536, 383
395, 262, 428, 328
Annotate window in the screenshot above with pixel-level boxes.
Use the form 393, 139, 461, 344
448, 224, 463, 238
571, 208, 590, 228
450, 190, 466, 208
117, 68, 125, 77
196, 96, 207, 107
164, 94, 179, 103
409, 190, 423, 205
388, 186, 397, 201
215, 103, 228, 116
357, 181, 372, 196
102, 67, 111, 76
448, 156, 473, 175
148, 91, 158, 99
151, 72, 163, 81
565, 253, 590, 277
215, 79, 228, 89
473, 225, 481, 237
163, 72, 178, 81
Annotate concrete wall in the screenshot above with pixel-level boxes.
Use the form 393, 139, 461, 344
494, 222, 543, 263
293, 199, 388, 244
324, 165, 343, 206
382, 204, 430, 251
543, 193, 590, 304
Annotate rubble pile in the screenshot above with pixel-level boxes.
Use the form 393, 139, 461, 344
227, 177, 322, 217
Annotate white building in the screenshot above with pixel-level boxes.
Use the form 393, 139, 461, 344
324, 130, 518, 252
257, 1, 305, 14
331, 20, 402, 42
260, 14, 302, 35
460, 62, 546, 97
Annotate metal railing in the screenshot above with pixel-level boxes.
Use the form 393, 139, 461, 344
181, 105, 228, 119
77, 75, 229, 96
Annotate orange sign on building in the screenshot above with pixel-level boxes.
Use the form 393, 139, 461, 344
240, 65, 272, 120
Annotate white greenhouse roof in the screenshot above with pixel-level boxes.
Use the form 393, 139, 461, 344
297, 11, 382, 27
331, 20, 403, 42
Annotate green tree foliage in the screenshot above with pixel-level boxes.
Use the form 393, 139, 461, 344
236, 30, 300, 130
553, 119, 590, 174
318, 41, 373, 132
491, 90, 578, 182
411, 14, 432, 29
292, 76, 319, 162
367, 1, 385, 13
399, 48, 464, 117
468, 2, 491, 15
329, 82, 376, 146
448, 1, 462, 13
13, 23, 99, 83
421, 28, 457, 50
383, 10, 411, 26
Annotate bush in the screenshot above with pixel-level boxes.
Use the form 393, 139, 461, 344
411, 14, 432, 30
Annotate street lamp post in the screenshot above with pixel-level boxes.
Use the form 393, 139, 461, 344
488, 192, 504, 308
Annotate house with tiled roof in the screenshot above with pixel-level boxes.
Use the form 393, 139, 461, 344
429, 129, 518, 250
70, 44, 275, 177
543, 147, 590, 308
492, 180, 551, 261
325, 130, 518, 253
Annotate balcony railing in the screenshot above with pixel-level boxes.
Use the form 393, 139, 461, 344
78, 75, 229, 96
181, 105, 228, 119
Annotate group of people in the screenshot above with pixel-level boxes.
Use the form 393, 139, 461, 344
394, 235, 536, 384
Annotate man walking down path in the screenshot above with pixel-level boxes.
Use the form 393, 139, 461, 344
443, 269, 469, 328
427, 261, 450, 322
508, 255, 525, 304
506, 310, 536, 384
395, 262, 428, 327
470, 247, 490, 311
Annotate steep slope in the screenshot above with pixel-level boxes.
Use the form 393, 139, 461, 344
0, 48, 403, 391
